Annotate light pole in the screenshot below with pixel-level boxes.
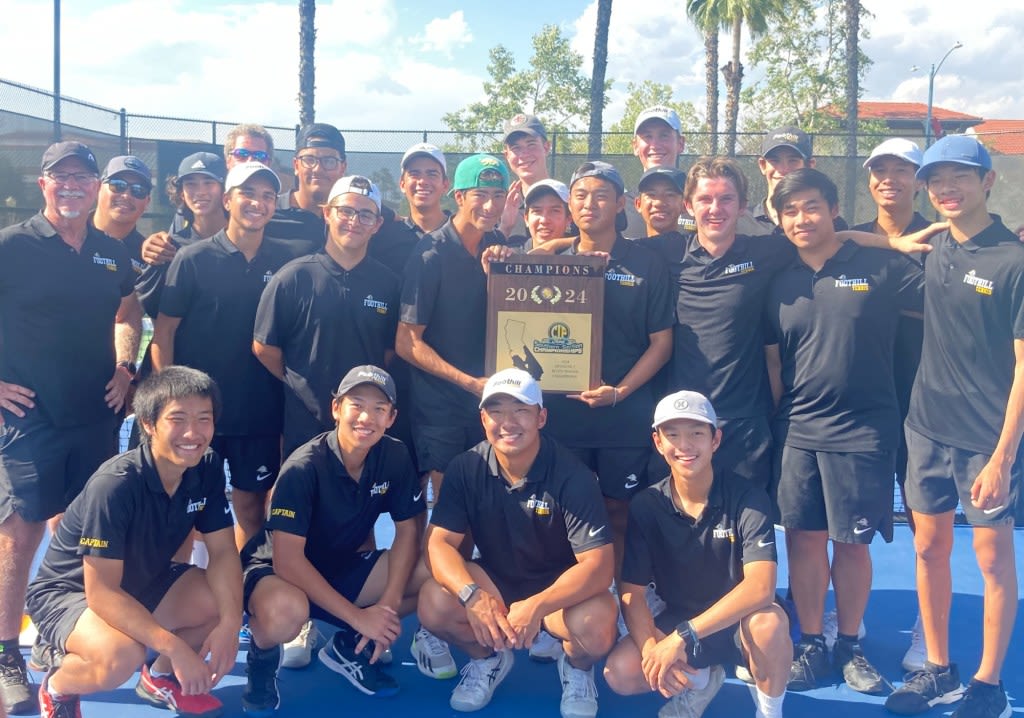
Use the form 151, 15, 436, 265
923, 41, 963, 148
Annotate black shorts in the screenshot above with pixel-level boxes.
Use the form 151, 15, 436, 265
570, 446, 650, 501
776, 445, 895, 544
0, 412, 117, 523
243, 549, 385, 625
654, 609, 744, 670
27, 562, 193, 653
211, 435, 280, 492
649, 416, 773, 493
905, 427, 1020, 527
413, 423, 484, 474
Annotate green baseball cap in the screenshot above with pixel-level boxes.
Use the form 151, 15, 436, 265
451, 154, 510, 193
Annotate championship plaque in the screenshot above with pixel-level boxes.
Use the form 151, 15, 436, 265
485, 255, 605, 393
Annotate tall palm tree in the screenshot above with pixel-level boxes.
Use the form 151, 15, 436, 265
686, 0, 720, 154
298, 0, 316, 126
588, 0, 613, 159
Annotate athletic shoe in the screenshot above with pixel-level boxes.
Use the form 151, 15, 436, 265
449, 650, 513, 712
902, 615, 926, 673
557, 653, 598, 718
242, 641, 281, 717
281, 620, 317, 669
832, 639, 888, 695
787, 639, 831, 692
822, 609, 867, 651
657, 664, 725, 718
410, 626, 457, 679
318, 629, 398, 697
28, 636, 64, 672
529, 630, 563, 663
951, 679, 1011, 718
734, 663, 755, 684
885, 663, 965, 715
0, 647, 35, 715
646, 582, 667, 618
38, 669, 79, 718
134, 663, 224, 717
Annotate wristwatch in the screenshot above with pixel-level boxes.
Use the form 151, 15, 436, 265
674, 619, 700, 652
457, 583, 480, 607
116, 360, 138, 376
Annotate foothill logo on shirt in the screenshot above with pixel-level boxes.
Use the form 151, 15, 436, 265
369, 481, 390, 496
963, 269, 994, 296
92, 253, 118, 272
605, 267, 638, 287
526, 494, 551, 516
834, 274, 870, 292
723, 261, 755, 276
262, 271, 274, 284
712, 524, 736, 542
363, 295, 389, 314
186, 497, 207, 514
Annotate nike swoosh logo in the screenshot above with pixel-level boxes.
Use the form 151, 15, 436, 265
757, 538, 774, 548
853, 526, 872, 535
588, 525, 604, 538
982, 505, 1005, 515
413, 491, 423, 502
623, 475, 639, 489
223, 506, 231, 515
255, 472, 271, 482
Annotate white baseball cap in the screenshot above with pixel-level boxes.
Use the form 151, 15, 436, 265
327, 175, 382, 210
479, 368, 543, 408
224, 161, 281, 193
652, 390, 717, 429
863, 138, 923, 169
401, 143, 447, 174
524, 178, 569, 205
634, 106, 682, 134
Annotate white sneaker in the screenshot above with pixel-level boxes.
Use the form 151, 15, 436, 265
450, 649, 514, 712
529, 629, 564, 663
646, 582, 667, 618
657, 664, 725, 718
822, 609, 867, 651
411, 626, 457, 679
734, 664, 754, 684
281, 620, 317, 669
557, 653, 598, 718
901, 614, 927, 672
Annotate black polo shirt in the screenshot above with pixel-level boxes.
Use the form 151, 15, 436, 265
640, 232, 795, 420
622, 472, 776, 619
249, 431, 423, 576
852, 213, 931, 418
543, 236, 674, 448
765, 240, 924, 451
89, 213, 146, 278
27, 444, 231, 600
135, 231, 206, 320
0, 213, 134, 427
266, 194, 327, 257
159, 231, 299, 436
430, 436, 610, 594
908, 217, 1024, 454
400, 219, 507, 427
253, 252, 400, 449
367, 211, 429, 279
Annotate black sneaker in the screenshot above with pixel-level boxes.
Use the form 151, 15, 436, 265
951, 679, 1011, 718
28, 637, 64, 672
833, 639, 888, 695
242, 642, 281, 717
0, 648, 36, 715
886, 663, 965, 715
788, 639, 831, 691
317, 629, 398, 697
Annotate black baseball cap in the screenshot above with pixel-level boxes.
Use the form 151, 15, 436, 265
638, 167, 685, 194
503, 113, 548, 144
297, 123, 346, 155
761, 126, 812, 159
176, 152, 227, 185
570, 161, 625, 194
102, 155, 153, 191
332, 365, 397, 405
41, 141, 99, 174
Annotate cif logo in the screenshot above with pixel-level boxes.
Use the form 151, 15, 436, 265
549, 322, 570, 340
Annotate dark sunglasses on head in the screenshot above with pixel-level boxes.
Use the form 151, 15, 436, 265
229, 148, 270, 163
104, 178, 149, 199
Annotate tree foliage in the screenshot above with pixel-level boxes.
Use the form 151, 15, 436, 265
741, 0, 875, 148
605, 81, 702, 154
442, 25, 606, 152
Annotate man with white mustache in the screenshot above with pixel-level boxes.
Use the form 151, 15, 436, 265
0, 141, 142, 715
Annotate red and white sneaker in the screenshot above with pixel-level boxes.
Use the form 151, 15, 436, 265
39, 669, 81, 718
134, 663, 224, 718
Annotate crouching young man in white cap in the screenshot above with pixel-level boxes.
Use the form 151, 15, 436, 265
238, 365, 442, 714
603, 391, 791, 718
417, 369, 618, 718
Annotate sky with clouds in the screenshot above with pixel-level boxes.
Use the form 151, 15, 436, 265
1, 0, 1021, 142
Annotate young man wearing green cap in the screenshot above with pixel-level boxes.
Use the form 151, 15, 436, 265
396, 154, 510, 503
886, 135, 1024, 718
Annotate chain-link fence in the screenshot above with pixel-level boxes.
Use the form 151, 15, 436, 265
3, 76, 1024, 237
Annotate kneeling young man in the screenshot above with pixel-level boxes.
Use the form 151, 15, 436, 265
26, 367, 240, 718
604, 391, 791, 718
418, 369, 618, 718
240, 365, 444, 714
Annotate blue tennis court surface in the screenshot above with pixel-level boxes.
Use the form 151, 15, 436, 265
21, 523, 1024, 717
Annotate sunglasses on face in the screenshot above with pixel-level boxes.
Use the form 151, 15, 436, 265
104, 178, 149, 199
229, 148, 270, 163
